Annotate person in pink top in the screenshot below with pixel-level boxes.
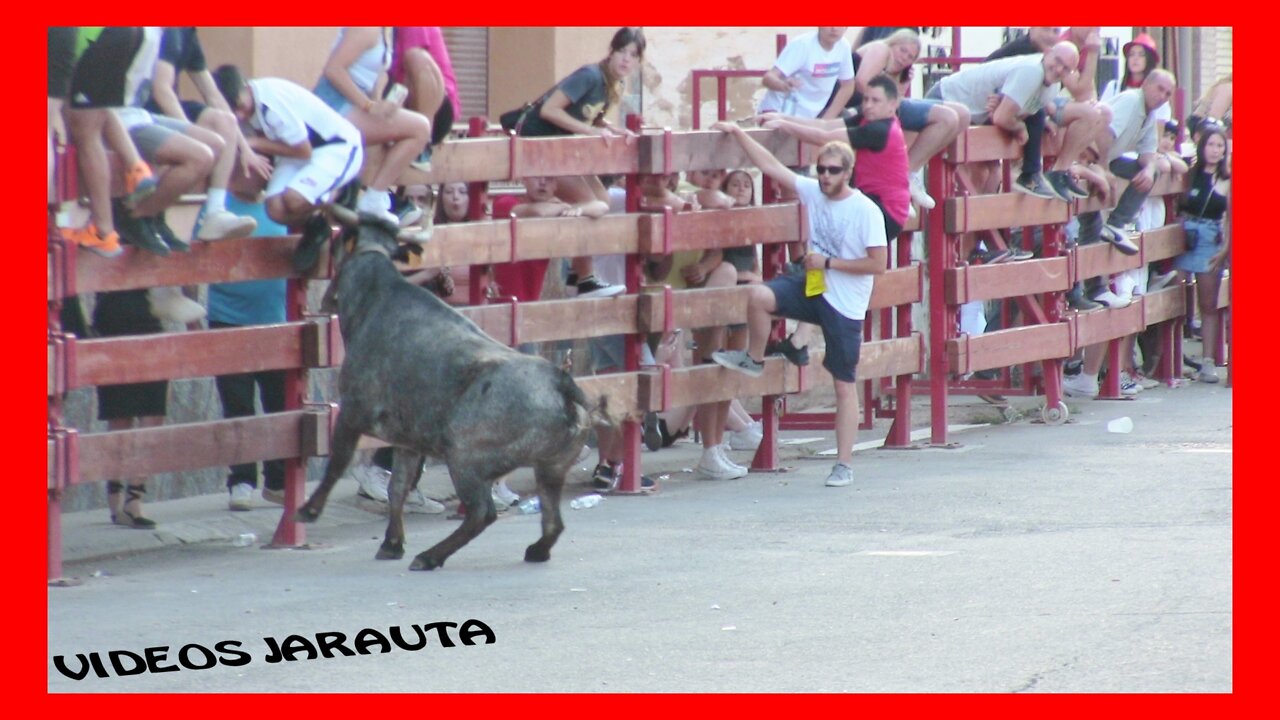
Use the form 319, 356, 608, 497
761, 74, 910, 238
389, 27, 460, 155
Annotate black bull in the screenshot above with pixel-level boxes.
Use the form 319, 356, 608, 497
294, 220, 604, 570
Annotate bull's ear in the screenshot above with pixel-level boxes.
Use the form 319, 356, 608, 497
391, 242, 424, 266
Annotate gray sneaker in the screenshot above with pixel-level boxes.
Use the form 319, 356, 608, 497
1012, 172, 1058, 200
825, 462, 854, 487
711, 349, 764, 378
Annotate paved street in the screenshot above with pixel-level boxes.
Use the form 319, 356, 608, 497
48, 379, 1232, 692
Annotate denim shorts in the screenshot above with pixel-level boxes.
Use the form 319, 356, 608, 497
1174, 217, 1224, 274
898, 98, 941, 132
766, 274, 864, 383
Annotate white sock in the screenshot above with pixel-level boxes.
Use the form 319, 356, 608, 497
204, 188, 227, 214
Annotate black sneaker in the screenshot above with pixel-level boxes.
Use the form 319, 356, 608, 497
642, 412, 662, 452
766, 333, 810, 366
1042, 171, 1076, 202
590, 463, 617, 491
1050, 170, 1090, 199
151, 213, 190, 252
1066, 287, 1103, 311
293, 213, 333, 273
1011, 172, 1058, 200
111, 198, 169, 256
332, 181, 361, 212
576, 275, 625, 298
565, 272, 579, 289
659, 419, 689, 448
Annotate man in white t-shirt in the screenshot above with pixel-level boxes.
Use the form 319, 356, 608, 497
928, 42, 1080, 197
709, 122, 887, 489
215, 67, 364, 227
758, 27, 856, 121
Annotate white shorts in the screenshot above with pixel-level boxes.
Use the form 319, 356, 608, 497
266, 141, 364, 206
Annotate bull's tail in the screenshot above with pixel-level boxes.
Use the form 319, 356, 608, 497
557, 369, 609, 438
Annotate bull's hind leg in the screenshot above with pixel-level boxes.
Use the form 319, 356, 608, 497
409, 462, 500, 571
376, 448, 424, 561
524, 462, 568, 563
295, 410, 361, 523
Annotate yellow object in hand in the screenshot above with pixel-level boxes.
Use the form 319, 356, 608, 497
805, 268, 826, 297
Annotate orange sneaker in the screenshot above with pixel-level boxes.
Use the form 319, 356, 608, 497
64, 223, 123, 258
124, 160, 158, 208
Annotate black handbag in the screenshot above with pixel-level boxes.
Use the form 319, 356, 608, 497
499, 103, 534, 133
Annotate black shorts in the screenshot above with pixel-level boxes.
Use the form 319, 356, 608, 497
863, 192, 904, 239
68, 27, 146, 109
766, 274, 864, 383
723, 245, 756, 273
92, 290, 168, 420
432, 100, 455, 147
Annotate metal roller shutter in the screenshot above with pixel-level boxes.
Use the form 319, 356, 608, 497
441, 26, 488, 126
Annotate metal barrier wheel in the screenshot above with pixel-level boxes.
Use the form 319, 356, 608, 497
1040, 401, 1069, 426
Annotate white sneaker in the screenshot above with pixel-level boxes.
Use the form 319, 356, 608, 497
196, 209, 257, 241
1196, 357, 1220, 384
1062, 373, 1099, 398
714, 444, 749, 477
357, 190, 400, 227
694, 447, 742, 481
148, 286, 206, 323
909, 169, 936, 210
354, 465, 391, 503
405, 487, 446, 514
1119, 372, 1144, 394
1091, 290, 1131, 309
228, 482, 253, 511
727, 425, 763, 451
492, 480, 520, 507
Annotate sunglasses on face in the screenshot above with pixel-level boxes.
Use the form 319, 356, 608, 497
815, 164, 846, 176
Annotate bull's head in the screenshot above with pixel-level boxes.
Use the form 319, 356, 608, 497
319, 218, 424, 313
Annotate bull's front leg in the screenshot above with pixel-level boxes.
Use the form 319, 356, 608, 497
295, 411, 361, 523
376, 447, 424, 560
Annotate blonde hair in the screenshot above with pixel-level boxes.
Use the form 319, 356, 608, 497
818, 141, 855, 170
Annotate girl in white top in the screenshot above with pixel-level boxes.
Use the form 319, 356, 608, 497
315, 27, 432, 226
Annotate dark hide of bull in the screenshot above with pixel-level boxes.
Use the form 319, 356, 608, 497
295, 219, 599, 570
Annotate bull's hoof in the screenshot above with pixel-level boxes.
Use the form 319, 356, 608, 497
409, 552, 442, 571
375, 543, 404, 560
524, 545, 551, 563
294, 505, 321, 524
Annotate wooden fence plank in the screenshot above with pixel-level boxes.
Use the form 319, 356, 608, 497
947, 324, 1072, 375
945, 257, 1069, 304
1075, 240, 1144, 281
73, 412, 308, 484
1143, 285, 1186, 325
1074, 302, 1146, 347
70, 323, 308, 389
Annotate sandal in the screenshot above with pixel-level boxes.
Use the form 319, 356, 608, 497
108, 481, 157, 530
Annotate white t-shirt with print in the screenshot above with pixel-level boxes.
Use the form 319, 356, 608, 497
795, 177, 887, 320
757, 32, 855, 118
249, 77, 362, 148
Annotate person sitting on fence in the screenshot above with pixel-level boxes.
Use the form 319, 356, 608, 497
927, 41, 1081, 200
987, 29, 1109, 202
314, 27, 432, 227
1173, 123, 1230, 385
709, 124, 887, 489
508, 27, 644, 299
213, 65, 365, 272
147, 27, 266, 241
824, 28, 969, 211
763, 74, 910, 240
680, 169, 750, 480
1078, 69, 1177, 260
757, 27, 855, 122
388, 27, 459, 177
52, 27, 157, 259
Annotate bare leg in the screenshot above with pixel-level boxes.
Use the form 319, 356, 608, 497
346, 107, 430, 192
907, 103, 965, 173
832, 379, 860, 465
193, 108, 239, 191
556, 175, 610, 281
403, 49, 446, 129
131, 133, 214, 217
65, 108, 115, 234
1196, 271, 1223, 364
1049, 104, 1101, 172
